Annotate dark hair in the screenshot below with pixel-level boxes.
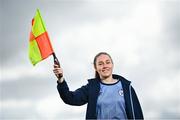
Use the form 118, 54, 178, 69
93, 52, 113, 78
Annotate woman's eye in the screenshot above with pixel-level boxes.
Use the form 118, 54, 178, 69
106, 61, 110, 64
98, 63, 103, 66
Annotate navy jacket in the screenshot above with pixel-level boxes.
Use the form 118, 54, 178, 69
57, 74, 144, 119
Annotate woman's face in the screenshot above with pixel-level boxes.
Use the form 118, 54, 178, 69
95, 54, 113, 79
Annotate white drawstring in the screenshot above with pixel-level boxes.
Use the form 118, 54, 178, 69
129, 84, 135, 119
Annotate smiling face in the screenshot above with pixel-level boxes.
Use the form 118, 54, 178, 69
94, 54, 113, 79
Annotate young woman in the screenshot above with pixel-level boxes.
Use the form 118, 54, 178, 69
53, 52, 143, 119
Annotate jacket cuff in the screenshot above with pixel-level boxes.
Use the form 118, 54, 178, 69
57, 79, 66, 86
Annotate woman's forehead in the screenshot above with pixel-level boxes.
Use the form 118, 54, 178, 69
96, 54, 111, 61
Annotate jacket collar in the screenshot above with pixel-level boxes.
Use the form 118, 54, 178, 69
90, 74, 131, 85
112, 74, 131, 85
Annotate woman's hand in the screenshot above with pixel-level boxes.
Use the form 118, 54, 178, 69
53, 64, 64, 83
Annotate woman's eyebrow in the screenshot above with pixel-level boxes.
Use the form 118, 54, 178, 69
98, 61, 104, 64
106, 59, 111, 62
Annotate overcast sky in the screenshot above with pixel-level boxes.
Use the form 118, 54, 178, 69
1, 0, 180, 119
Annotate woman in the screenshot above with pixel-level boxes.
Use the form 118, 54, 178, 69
53, 52, 143, 119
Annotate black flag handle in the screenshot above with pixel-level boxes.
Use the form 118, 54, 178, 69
52, 53, 60, 66
52, 53, 62, 79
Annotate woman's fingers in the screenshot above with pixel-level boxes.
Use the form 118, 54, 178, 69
54, 64, 59, 68
53, 64, 63, 78
53, 68, 63, 74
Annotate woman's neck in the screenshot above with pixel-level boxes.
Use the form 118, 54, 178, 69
101, 75, 117, 84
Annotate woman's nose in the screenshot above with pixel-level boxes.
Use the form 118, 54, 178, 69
102, 63, 108, 68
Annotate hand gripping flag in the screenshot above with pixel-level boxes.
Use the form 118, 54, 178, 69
29, 9, 54, 65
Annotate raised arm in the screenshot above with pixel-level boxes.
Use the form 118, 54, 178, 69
53, 63, 88, 106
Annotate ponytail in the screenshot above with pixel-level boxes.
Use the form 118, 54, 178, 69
95, 71, 100, 78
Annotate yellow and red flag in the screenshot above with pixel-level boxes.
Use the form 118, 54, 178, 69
29, 9, 54, 65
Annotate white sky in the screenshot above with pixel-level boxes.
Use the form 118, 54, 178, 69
1, 0, 180, 119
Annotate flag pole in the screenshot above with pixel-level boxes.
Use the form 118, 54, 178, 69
52, 52, 62, 79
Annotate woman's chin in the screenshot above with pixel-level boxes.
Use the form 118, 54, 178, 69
100, 74, 111, 79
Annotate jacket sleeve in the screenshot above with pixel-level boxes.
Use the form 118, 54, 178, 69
57, 80, 89, 106
131, 86, 144, 119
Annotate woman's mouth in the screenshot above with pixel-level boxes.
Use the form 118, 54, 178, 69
102, 69, 109, 73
